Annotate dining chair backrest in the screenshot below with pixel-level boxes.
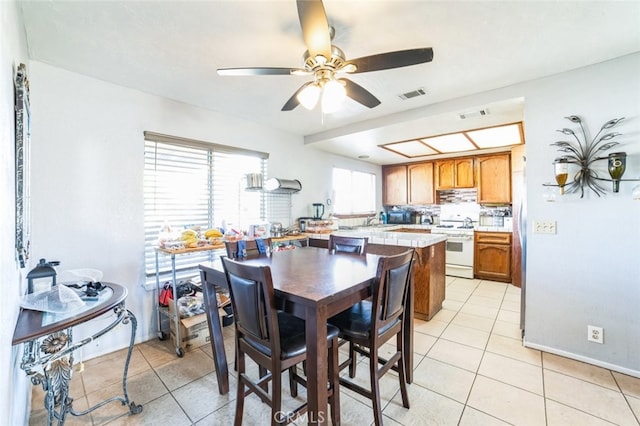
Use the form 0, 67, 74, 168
221, 257, 279, 354
372, 248, 414, 331
327, 247, 415, 426
225, 238, 272, 259
329, 235, 369, 255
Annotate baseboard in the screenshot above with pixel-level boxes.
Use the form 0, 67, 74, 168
523, 339, 640, 379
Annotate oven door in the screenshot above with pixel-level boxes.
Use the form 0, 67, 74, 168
444, 234, 473, 266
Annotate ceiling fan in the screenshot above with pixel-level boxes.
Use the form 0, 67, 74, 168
217, 0, 434, 113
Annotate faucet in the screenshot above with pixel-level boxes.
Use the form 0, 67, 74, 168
366, 214, 378, 226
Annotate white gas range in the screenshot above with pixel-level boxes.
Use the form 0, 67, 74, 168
430, 204, 480, 279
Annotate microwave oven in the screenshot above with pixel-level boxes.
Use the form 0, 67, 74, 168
387, 210, 412, 224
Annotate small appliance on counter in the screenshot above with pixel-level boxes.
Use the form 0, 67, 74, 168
421, 213, 434, 225
312, 203, 325, 219
298, 217, 314, 232
386, 208, 412, 224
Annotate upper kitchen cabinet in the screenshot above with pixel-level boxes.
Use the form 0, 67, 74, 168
382, 165, 408, 206
435, 158, 475, 189
477, 154, 511, 204
408, 163, 434, 205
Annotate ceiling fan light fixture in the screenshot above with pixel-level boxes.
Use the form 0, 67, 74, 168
321, 79, 346, 113
297, 83, 321, 110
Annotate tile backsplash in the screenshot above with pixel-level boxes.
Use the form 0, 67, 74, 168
437, 189, 478, 204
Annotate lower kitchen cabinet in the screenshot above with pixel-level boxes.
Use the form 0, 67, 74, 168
413, 241, 446, 320
368, 241, 446, 321
474, 231, 512, 282
308, 237, 329, 249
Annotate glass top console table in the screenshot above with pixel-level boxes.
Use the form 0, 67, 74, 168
13, 282, 142, 425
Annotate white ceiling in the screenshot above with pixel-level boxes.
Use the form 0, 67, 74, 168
18, 0, 640, 165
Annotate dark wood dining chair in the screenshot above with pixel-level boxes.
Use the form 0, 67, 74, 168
328, 234, 368, 254
225, 238, 272, 259
328, 248, 415, 426
221, 257, 341, 426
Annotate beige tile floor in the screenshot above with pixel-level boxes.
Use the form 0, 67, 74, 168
30, 277, 640, 425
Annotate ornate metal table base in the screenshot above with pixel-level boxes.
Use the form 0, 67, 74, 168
21, 304, 142, 425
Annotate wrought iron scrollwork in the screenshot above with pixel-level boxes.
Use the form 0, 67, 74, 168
547, 115, 638, 197
21, 303, 142, 425
14, 63, 31, 267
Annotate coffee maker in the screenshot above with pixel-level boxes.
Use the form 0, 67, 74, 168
312, 203, 325, 219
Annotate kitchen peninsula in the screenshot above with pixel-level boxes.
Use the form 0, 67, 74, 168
306, 225, 447, 321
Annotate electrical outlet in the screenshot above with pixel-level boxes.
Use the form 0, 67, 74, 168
533, 220, 557, 234
588, 325, 604, 344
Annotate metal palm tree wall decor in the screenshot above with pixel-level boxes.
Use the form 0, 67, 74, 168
548, 115, 630, 198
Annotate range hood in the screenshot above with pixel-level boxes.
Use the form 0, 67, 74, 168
264, 178, 302, 193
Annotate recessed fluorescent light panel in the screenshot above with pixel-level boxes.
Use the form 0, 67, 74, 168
381, 140, 439, 158
422, 133, 476, 153
466, 123, 522, 148
380, 122, 524, 159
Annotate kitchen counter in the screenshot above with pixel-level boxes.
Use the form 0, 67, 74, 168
305, 224, 447, 321
305, 224, 447, 247
305, 223, 512, 243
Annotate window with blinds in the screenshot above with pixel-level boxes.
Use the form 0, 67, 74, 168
143, 132, 268, 286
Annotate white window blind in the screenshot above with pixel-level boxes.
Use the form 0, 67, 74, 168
332, 167, 376, 214
144, 132, 267, 285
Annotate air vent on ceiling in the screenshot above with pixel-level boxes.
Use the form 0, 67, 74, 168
458, 108, 490, 119
398, 87, 427, 100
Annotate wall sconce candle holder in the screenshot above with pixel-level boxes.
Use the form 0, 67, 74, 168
544, 115, 639, 198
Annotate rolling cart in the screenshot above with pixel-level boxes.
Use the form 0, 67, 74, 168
155, 244, 224, 357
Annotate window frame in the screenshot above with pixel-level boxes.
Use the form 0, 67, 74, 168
143, 132, 268, 287
331, 167, 376, 215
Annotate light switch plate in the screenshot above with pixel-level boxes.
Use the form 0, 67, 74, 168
533, 220, 557, 234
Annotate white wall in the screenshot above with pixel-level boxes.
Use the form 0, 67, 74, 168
520, 54, 640, 375
1, 1, 32, 425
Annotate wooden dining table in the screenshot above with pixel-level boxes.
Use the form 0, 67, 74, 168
199, 246, 414, 426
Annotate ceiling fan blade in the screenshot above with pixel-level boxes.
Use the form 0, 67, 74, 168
297, 0, 332, 59
347, 48, 434, 73
217, 67, 308, 76
341, 78, 381, 108
282, 82, 315, 111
